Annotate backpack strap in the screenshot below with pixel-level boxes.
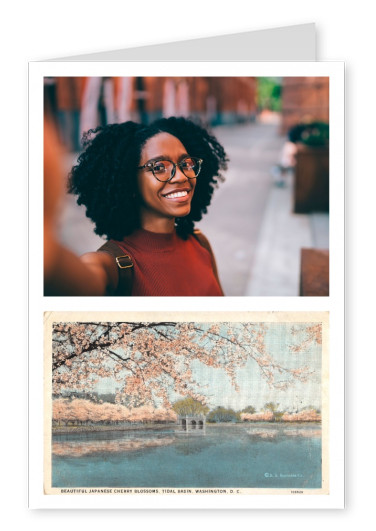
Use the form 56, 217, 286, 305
97, 241, 133, 296
193, 229, 223, 294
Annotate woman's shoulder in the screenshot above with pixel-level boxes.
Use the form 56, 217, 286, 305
191, 228, 213, 254
191, 229, 223, 294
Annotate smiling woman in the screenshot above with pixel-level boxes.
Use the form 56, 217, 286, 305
45, 117, 228, 296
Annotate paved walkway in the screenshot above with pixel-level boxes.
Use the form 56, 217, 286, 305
245, 174, 328, 296
199, 121, 284, 295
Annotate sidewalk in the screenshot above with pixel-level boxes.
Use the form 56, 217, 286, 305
199, 122, 284, 296
244, 174, 329, 296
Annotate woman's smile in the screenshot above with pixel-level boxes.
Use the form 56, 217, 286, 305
162, 187, 192, 200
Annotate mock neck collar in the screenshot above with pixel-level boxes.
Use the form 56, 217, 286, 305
122, 228, 178, 252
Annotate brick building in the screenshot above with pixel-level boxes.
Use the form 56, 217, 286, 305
118, 76, 258, 125
280, 77, 329, 135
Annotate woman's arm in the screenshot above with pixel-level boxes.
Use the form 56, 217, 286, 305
44, 117, 118, 296
44, 230, 118, 296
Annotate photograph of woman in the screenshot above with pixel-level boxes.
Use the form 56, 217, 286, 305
44, 75, 330, 297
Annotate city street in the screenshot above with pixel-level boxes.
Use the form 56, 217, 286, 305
59, 120, 329, 296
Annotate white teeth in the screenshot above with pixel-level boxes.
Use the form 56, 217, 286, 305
165, 191, 188, 199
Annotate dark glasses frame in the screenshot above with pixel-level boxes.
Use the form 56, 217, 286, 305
138, 156, 203, 182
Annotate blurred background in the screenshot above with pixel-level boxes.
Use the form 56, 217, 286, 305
44, 76, 329, 296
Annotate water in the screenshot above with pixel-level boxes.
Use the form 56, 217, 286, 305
52, 423, 321, 489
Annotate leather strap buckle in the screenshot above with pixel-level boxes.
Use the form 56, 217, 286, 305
115, 255, 133, 269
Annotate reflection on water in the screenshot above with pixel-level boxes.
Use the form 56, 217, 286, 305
247, 425, 321, 440
283, 428, 321, 438
173, 435, 215, 456
53, 436, 175, 457
247, 428, 279, 439
52, 423, 322, 489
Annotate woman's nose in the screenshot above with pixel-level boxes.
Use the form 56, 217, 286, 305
169, 165, 188, 182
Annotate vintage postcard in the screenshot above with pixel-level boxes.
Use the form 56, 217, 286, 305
44, 311, 329, 499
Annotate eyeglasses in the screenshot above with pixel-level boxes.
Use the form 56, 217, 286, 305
138, 156, 203, 182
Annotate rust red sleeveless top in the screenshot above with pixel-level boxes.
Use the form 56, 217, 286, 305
113, 228, 223, 296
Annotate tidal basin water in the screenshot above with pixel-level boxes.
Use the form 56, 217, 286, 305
52, 423, 321, 489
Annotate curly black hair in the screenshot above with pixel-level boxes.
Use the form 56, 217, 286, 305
68, 116, 228, 240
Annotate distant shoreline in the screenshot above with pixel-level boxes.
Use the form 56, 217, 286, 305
52, 421, 321, 435
52, 423, 176, 435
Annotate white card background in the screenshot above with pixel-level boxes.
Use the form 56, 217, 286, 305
29, 59, 344, 510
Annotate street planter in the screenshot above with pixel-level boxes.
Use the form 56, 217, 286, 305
293, 143, 329, 214
300, 248, 329, 296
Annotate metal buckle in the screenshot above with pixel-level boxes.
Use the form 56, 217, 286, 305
115, 255, 133, 269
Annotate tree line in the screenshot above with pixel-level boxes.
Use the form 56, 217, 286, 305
52, 398, 177, 426
52, 397, 321, 427
173, 398, 321, 423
